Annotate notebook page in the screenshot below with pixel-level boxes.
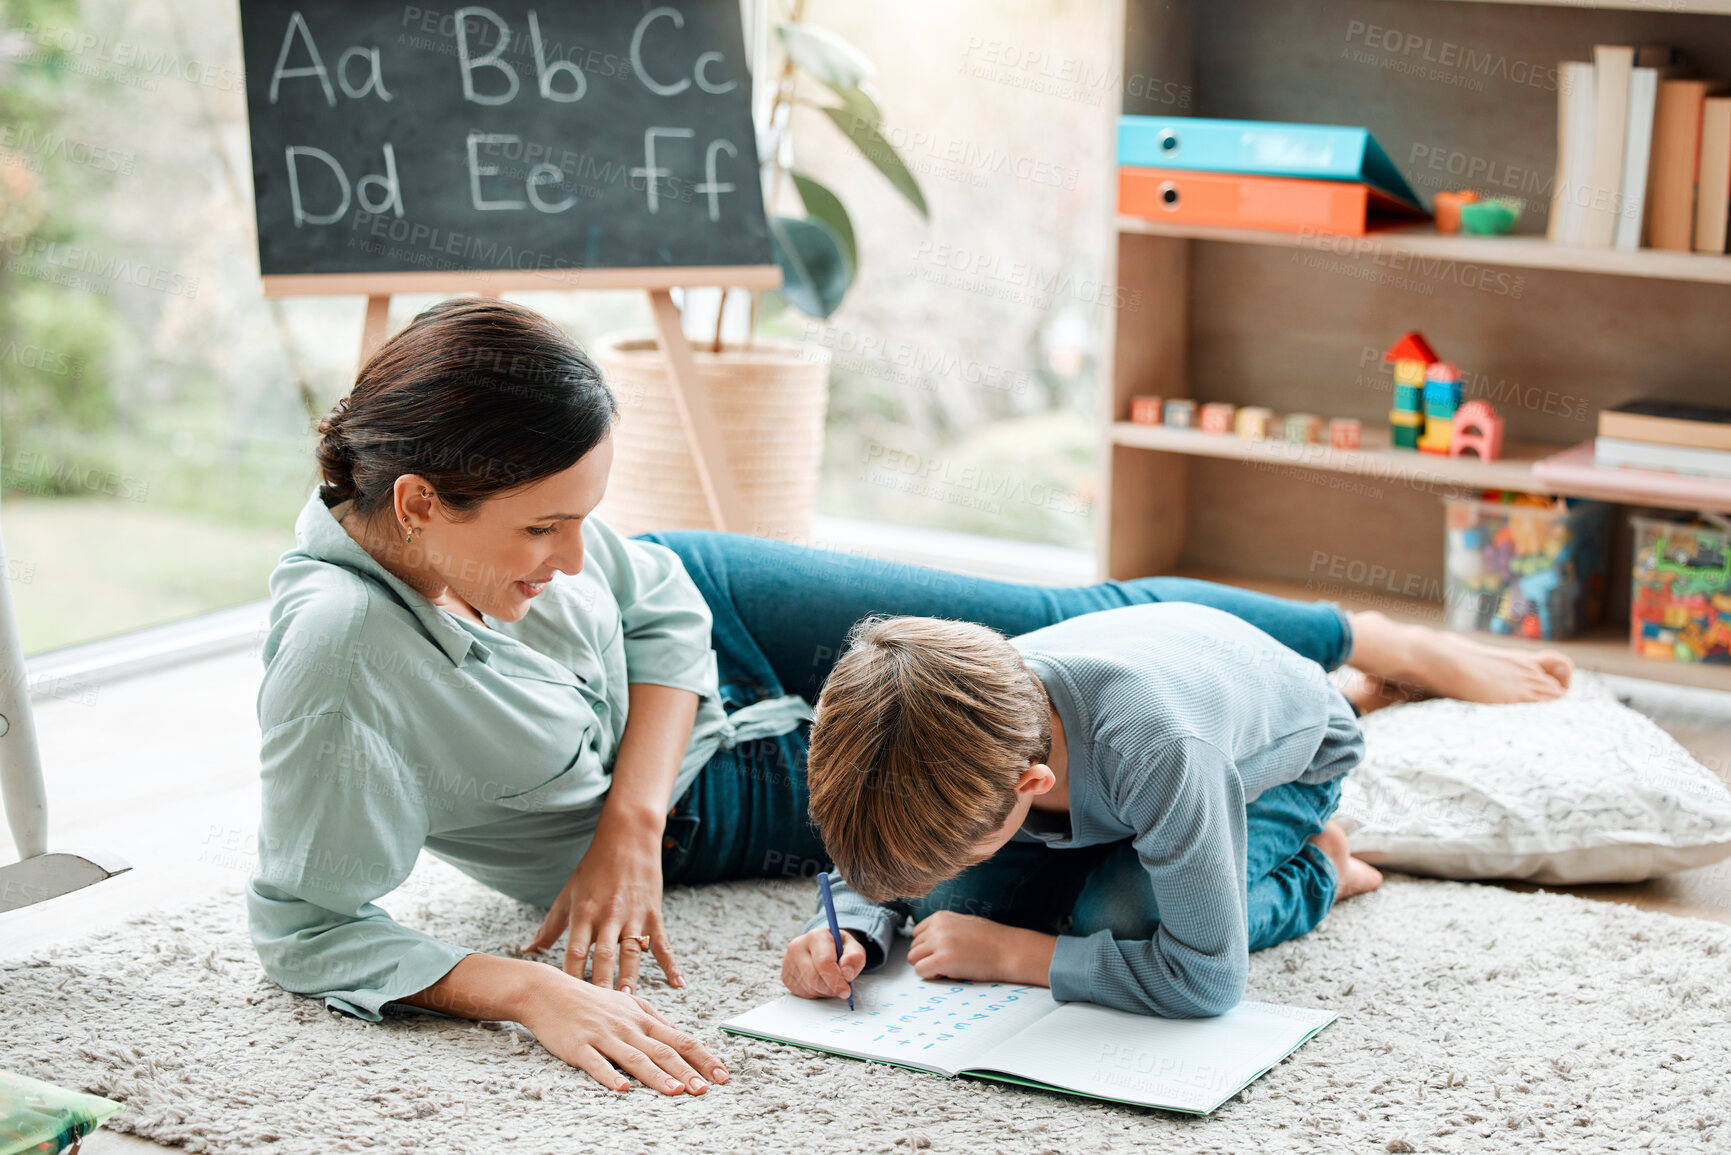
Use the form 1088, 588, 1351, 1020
962, 1000, 1337, 1113
719, 942, 1060, 1077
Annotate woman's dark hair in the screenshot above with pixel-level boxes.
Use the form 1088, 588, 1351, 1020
314, 296, 618, 515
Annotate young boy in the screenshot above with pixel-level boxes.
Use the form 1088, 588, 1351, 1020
780, 602, 1384, 1018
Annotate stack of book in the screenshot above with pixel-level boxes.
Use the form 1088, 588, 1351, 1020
1117, 117, 1427, 236
1596, 400, 1731, 480
1548, 45, 1730, 253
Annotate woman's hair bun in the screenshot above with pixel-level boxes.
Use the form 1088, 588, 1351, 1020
314, 396, 358, 504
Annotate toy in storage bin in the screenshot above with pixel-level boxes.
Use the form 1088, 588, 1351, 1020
1630, 513, 1731, 664
1443, 492, 1609, 640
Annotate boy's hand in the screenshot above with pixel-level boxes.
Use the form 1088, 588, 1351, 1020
781, 926, 867, 1000
908, 912, 1056, 987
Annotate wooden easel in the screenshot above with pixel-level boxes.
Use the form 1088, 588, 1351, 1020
271, 264, 783, 534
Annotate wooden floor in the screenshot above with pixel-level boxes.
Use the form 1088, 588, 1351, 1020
4, 635, 1729, 1153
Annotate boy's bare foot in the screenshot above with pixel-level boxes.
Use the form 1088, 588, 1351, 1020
1345, 611, 1572, 705
1310, 820, 1383, 901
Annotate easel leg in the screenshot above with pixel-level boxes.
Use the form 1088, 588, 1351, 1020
360, 295, 391, 365
647, 289, 746, 534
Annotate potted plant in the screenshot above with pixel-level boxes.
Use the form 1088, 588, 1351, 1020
592, 2, 927, 541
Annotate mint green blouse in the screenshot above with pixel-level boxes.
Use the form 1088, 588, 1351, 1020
247, 492, 809, 1021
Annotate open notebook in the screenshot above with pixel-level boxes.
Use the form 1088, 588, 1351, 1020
720, 943, 1336, 1114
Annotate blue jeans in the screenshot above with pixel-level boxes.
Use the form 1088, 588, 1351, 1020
637, 530, 1352, 951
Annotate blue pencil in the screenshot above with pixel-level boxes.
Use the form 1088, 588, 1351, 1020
817, 872, 854, 1011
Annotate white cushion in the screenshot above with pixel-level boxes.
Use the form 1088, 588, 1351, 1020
1335, 672, 1731, 883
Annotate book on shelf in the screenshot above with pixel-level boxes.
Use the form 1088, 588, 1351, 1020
1650, 79, 1725, 251
1549, 61, 1597, 246
1582, 45, 1635, 249
1117, 168, 1425, 235
1615, 67, 1659, 251
1599, 399, 1731, 451
1595, 437, 1731, 480
1695, 97, 1731, 254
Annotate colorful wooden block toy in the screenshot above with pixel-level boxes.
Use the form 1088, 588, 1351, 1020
1419, 361, 1463, 455
1235, 406, 1274, 440
1448, 399, 1504, 460
1129, 395, 1164, 425
1200, 402, 1237, 434
1282, 413, 1323, 443
1328, 417, 1361, 450
1384, 331, 1439, 450
1162, 398, 1196, 428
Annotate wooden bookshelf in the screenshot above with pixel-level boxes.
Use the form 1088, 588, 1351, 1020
1100, 0, 1731, 693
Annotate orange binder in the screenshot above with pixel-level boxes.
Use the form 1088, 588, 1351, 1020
1119, 167, 1427, 235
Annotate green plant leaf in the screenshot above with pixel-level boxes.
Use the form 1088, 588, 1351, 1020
792, 172, 858, 273
768, 214, 854, 319
821, 105, 929, 220
830, 83, 882, 128
776, 22, 873, 91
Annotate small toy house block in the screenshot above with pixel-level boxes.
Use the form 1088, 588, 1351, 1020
1129, 395, 1164, 425
1425, 361, 1462, 385
1235, 406, 1274, 440
1393, 360, 1428, 387
1385, 332, 1440, 387
1390, 407, 1424, 449
1328, 417, 1361, 450
1283, 412, 1323, 443
1163, 398, 1196, 427
1200, 402, 1237, 434
1448, 399, 1505, 460
1385, 332, 1440, 365
1418, 413, 1454, 454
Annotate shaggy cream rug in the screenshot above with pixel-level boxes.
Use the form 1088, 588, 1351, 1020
4, 854, 1727, 1154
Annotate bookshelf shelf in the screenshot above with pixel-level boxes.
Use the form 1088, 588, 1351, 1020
1100, 0, 1731, 693
1110, 424, 1731, 513
1114, 216, 1731, 286
1110, 422, 1550, 491
1432, 0, 1731, 16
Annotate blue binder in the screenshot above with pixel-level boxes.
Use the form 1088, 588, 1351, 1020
1118, 116, 1425, 211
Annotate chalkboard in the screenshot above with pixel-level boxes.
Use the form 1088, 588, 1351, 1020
237, 1, 776, 287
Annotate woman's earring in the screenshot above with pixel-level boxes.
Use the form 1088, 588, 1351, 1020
402, 514, 416, 545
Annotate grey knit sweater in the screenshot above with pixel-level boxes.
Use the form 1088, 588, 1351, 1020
815, 601, 1363, 1017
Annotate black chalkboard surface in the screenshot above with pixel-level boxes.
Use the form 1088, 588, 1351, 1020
238, 1, 776, 286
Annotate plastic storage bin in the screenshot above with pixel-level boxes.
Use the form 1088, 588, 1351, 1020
1630, 513, 1731, 664
1443, 494, 1610, 640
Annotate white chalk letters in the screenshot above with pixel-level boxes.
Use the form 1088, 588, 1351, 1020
273, 6, 743, 227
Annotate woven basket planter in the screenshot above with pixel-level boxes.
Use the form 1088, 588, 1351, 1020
591, 332, 831, 540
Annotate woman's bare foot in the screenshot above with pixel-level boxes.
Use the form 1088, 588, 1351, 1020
1334, 667, 1424, 716
1345, 611, 1573, 705
1310, 821, 1383, 900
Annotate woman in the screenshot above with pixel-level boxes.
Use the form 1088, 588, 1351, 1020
249, 297, 1570, 1096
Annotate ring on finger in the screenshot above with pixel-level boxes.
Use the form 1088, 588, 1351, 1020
620, 934, 650, 950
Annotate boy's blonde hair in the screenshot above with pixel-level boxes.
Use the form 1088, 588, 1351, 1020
807, 615, 1052, 902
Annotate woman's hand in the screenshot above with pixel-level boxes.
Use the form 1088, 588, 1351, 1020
520, 967, 728, 1095
399, 953, 726, 1095
522, 817, 681, 992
